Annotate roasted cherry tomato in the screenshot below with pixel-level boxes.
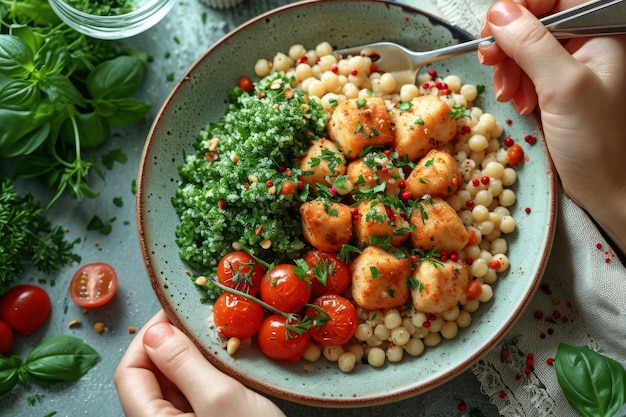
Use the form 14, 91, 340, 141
69, 262, 118, 308
0, 320, 13, 354
305, 294, 358, 346
257, 314, 311, 362
260, 264, 312, 313
212, 292, 264, 339
303, 250, 351, 297
238, 76, 254, 93
0, 285, 51, 335
216, 251, 265, 296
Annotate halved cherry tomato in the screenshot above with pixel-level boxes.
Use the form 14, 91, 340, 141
217, 251, 265, 296
212, 292, 264, 339
257, 314, 311, 362
303, 250, 351, 297
0, 285, 51, 335
260, 264, 312, 313
305, 294, 358, 346
69, 262, 118, 308
0, 321, 14, 354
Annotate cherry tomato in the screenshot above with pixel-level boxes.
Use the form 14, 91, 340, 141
0, 321, 13, 354
217, 251, 265, 296
305, 294, 358, 346
506, 143, 524, 166
303, 250, 351, 297
257, 314, 311, 362
69, 262, 118, 308
238, 76, 254, 93
0, 285, 51, 335
260, 264, 312, 313
212, 292, 264, 339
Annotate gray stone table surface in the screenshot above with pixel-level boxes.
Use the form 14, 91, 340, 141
2, 0, 500, 415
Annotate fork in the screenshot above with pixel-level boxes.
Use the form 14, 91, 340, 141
334, 0, 626, 80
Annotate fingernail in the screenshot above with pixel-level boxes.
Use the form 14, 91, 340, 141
488, 0, 522, 26
144, 322, 175, 349
493, 66, 504, 100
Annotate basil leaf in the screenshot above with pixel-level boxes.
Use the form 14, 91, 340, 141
34, 33, 68, 75
555, 343, 626, 417
24, 335, 99, 384
94, 97, 150, 127
87, 55, 147, 100
61, 112, 110, 148
0, 355, 22, 396
0, 78, 40, 107
0, 35, 35, 78
40, 73, 86, 107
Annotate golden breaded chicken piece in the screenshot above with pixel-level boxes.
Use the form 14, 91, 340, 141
299, 138, 347, 190
404, 149, 462, 199
411, 259, 469, 314
351, 245, 411, 310
300, 200, 352, 252
389, 95, 456, 161
353, 199, 411, 248
409, 197, 469, 253
327, 97, 394, 159
346, 151, 405, 196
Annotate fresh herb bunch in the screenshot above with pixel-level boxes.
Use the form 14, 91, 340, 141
0, 0, 150, 206
0, 335, 99, 396
0, 177, 81, 295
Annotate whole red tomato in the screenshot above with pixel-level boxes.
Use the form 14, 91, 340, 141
69, 262, 118, 308
216, 251, 265, 296
257, 314, 311, 362
303, 250, 351, 297
0, 320, 13, 354
212, 292, 264, 339
0, 285, 51, 335
260, 264, 311, 313
305, 294, 358, 346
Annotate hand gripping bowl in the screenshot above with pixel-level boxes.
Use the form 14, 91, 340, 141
136, 0, 556, 408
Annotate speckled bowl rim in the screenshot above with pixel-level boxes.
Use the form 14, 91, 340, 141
137, 0, 557, 408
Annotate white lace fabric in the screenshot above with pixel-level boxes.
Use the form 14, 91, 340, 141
400, 0, 626, 415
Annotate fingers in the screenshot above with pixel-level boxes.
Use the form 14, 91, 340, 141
484, 1, 581, 94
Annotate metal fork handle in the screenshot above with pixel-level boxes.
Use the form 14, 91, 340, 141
414, 0, 625, 65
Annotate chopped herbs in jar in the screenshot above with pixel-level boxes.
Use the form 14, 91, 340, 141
64, 0, 136, 16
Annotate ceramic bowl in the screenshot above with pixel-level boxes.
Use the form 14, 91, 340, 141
137, 0, 557, 408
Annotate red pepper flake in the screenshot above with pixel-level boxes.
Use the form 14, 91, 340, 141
596, 242, 603, 249
465, 257, 474, 265
427, 313, 437, 321
466, 199, 475, 209
524, 134, 537, 145
350, 68, 358, 76
525, 207, 531, 214
505, 118, 513, 125
461, 125, 471, 134
398, 181, 406, 189
370, 64, 378, 73
471, 178, 480, 187
561, 316, 569, 324
428, 69, 437, 79
440, 88, 450, 96
422, 320, 431, 328
410, 255, 418, 264
534, 310, 544, 320
329, 187, 337, 196
515, 373, 522, 380
350, 208, 359, 216
546, 357, 554, 365
449, 252, 459, 262
499, 390, 507, 398
524, 367, 532, 376
490, 260, 501, 270
501, 348, 509, 357
503, 137, 514, 147
265, 180, 274, 187
552, 310, 561, 319
458, 402, 467, 412
380, 166, 388, 174
285, 168, 293, 177
297, 179, 304, 190
480, 175, 490, 185
421, 82, 431, 89
383, 149, 392, 157
330, 64, 338, 74
401, 191, 412, 201
606, 258, 612, 264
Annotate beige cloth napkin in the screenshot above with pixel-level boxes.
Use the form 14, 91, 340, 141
402, 0, 626, 415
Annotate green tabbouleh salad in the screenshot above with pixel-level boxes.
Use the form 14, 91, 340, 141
173, 72, 327, 296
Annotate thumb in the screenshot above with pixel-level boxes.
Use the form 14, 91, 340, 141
485, 1, 583, 97
143, 321, 228, 411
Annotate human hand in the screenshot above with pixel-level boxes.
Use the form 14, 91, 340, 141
114, 310, 286, 417
478, 0, 626, 254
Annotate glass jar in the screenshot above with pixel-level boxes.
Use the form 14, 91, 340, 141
48, 0, 176, 40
